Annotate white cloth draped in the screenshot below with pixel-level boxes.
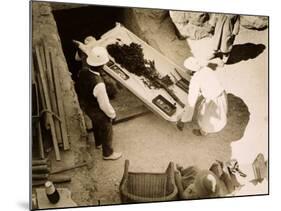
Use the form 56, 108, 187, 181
181, 67, 228, 133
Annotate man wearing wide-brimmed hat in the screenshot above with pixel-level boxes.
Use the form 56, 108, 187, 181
77, 46, 122, 160
177, 57, 228, 136
73, 36, 117, 99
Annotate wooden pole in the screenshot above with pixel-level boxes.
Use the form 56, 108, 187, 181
32, 164, 50, 173
43, 43, 63, 147
32, 175, 71, 187
37, 120, 45, 159
35, 45, 61, 161
32, 173, 49, 180
32, 159, 48, 166
32, 59, 45, 159
50, 50, 70, 150
33, 52, 50, 130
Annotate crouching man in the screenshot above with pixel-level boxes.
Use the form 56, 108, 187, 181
175, 165, 224, 199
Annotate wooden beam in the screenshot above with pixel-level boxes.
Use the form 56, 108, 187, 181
33, 51, 50, 130
50, 50, 70, 150
43, 43, 63, 147
35, 45, 61, 161
32, 58, 45, 159
37, 120, 45, 159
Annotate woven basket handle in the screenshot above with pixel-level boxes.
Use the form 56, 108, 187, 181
166, 162, 174, 174
120, 160, 129, 186
124, 160, 129, 176
120, 159, 129, 186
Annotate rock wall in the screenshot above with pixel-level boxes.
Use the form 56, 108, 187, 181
123, 8, 169, 53
169, 11, 213, 40
123, 8, 192, 69
240, 15, 268, 30
169, 11, 268, 40
50, 2, 89, 11
32, 2, 87, 145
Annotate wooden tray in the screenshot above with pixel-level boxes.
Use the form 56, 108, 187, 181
96, 23, 190, 122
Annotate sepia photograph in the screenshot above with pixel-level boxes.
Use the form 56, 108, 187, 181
30, 0, 269, 209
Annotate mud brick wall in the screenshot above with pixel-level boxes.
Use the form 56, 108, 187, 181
32, 2, 87, 144
50, 2, 89, 11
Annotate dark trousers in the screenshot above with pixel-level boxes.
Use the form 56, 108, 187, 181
85, 107, 113, 157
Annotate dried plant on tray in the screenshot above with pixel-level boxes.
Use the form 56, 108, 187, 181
106, 42, 172, 89
107, 42, 185, 108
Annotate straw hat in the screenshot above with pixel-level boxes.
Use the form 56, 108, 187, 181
193, 170, 221, 198
86, 46, 109, 67
183, 57, 208, 72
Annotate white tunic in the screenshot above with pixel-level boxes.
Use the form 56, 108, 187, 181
181, 67, 228, 133
90, 70, 116, 119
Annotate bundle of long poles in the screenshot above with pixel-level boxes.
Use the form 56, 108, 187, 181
32, 159, 71, 186
33, 40, 70, 161
32, 60, 45, 159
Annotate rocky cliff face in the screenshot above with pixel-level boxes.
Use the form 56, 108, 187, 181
50, 2, 89, 10
123, 8, 168, 47
169, 11, 213, 40
123, 8, 192, 68
169, 11, 268, 40
240, 15, 268, 30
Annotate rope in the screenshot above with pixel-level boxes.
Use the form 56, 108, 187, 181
39, 109, 62, 122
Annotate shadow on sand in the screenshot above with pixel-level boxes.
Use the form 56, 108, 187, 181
218, 93, 250, 142
227, 43, 266, 65
193, 93, 250, 143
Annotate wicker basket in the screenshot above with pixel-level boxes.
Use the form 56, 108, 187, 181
119, 160, 178, 203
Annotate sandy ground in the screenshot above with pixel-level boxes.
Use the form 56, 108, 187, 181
220, 28, 268, 164
85, 25, 268, 205
32, 4, 268, 207
187, 26, 268, 164
41, 20, 267, 207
